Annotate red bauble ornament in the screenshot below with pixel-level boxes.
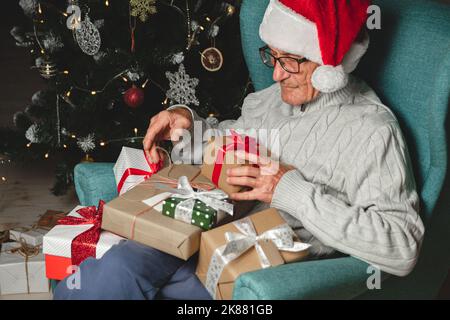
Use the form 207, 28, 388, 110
123, 85, 145, 108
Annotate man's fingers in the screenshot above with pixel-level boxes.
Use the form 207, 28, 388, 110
143, 122, 162, 151
149, 144, 160, 163
227, 165, 260, 178
229, 190, 258, 201
226, 176, 257, 188
235, 151, 271, 166
157, 148, 166, 164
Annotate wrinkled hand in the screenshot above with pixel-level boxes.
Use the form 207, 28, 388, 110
227, 151, 294, 204
142, 108, 192, 163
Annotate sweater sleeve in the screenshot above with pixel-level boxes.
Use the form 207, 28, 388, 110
270, 123, 425, 276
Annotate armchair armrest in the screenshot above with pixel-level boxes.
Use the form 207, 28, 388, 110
74, 162, 117, 206
233, 256, 371, 300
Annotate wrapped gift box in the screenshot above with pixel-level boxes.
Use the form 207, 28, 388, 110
201, 132, 267, 195
43, 205, 124, 280
36, 210, 67, 230
114, 146, 162, 195
103, 165, 221, 260
196, 208, 311, 300
9, 227, 48, 246
162, 196, 218, 230
0, 242, 49, 295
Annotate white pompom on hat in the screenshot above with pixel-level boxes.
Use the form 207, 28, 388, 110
259, 0, 371, 93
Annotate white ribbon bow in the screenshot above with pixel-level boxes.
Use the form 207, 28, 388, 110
205, 217, 311, 298
159, 176, 234, 224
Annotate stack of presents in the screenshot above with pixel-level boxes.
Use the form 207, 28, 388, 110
0, 132, 310, 299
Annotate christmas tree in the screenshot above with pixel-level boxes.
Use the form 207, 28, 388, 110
2, 0, 251, 195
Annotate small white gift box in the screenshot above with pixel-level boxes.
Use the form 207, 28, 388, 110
9, 227, 48, 246
114, 146, 162, 195
0, 242, 49, 295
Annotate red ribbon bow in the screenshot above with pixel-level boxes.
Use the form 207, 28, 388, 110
57, 200, 105, 266
211, 130, 260, 186
117, 150, 163, 194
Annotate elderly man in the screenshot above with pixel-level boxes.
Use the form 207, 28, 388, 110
54, 0, 424, 300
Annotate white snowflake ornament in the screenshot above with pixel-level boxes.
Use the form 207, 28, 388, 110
25, 124, 40, 143
77, 133, 96, 153
130, 0, 157, 22
165, 64, 199, 106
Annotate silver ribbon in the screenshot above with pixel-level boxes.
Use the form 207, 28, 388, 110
205, 217, 311, 299
160, 176, 234, 225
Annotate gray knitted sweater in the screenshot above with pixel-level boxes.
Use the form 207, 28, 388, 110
173, 75, 425, 277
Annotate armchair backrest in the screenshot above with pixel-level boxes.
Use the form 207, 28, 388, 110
240, 0, 450, 219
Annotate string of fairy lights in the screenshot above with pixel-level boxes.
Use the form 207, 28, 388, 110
14, 0, 239, 167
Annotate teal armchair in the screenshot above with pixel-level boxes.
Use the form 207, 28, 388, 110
74, 0, 450, 299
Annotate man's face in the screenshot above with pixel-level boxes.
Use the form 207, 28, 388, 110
269, 46, 320, 106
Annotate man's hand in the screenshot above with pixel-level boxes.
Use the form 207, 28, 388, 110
143, 108, 192, 163
227, 151, 294, 204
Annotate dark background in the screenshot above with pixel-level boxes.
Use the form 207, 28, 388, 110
0, 0, 44, 128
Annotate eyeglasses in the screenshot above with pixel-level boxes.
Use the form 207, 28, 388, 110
259, 45, 308, 74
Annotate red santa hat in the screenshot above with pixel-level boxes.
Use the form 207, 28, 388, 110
259, 0, 371, 93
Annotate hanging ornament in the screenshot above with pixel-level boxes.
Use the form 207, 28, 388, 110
123, 85, 145, 108
171, 52, 185, 65
75, 13, 101, 56
130, 0, 157, 22
77, 133, 96, 153
25, 124, 41, 143
206, 114, 219, 127
38, 57, 58, 79
165, 64, 199, 106
42, 32, 64, 53
200, 47, 223, 72
18, 0, 38, 17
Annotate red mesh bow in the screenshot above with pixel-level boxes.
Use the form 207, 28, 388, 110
57, 200, 105, 266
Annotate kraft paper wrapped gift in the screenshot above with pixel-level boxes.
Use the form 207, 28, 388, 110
201, 132, 267, 195
102, 164, 227, 260
43, 205, 124, 280
196, 208, 311, 300
36, 210, 67, 230
0, 242, 49, 295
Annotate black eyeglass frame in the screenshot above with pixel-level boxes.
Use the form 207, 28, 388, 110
259, 45, 309, 74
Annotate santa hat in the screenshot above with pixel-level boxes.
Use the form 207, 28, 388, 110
259, 0, 371, 93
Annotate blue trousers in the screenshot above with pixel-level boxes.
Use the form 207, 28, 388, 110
53, 240, 212, 300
